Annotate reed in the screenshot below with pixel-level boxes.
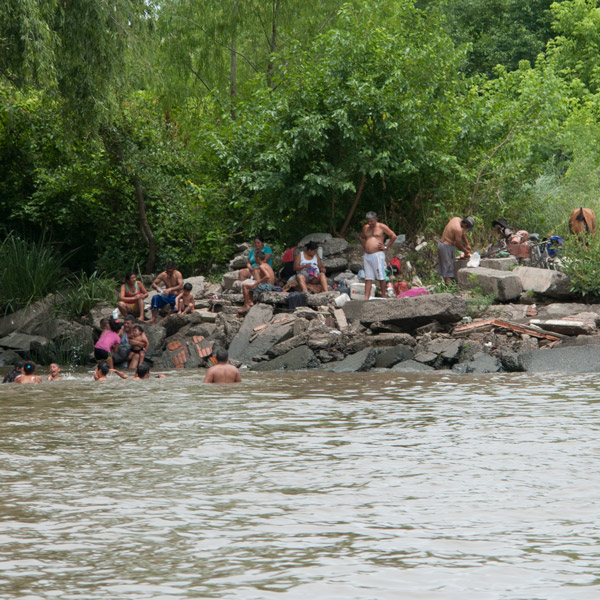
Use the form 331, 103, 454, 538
0, 233, 67, 315
57, 271, 117, 319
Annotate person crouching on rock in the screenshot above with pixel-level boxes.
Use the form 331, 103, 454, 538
239, 251, 275, 315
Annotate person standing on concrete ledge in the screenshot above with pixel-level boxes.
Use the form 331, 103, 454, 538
437, 216, 474, 284
359, 211, 397, 299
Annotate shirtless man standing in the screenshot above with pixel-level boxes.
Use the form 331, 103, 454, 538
204, 348, 242, 384
359, 211, 397, 299
437, 216, 474, 283
150, 261, 184, 324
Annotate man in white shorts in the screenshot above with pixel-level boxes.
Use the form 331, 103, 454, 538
359, 211, 397, 299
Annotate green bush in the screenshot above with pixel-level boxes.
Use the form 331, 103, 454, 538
561, 236, 600, 299
0, 232, 67, 314
56, 271, 117, 320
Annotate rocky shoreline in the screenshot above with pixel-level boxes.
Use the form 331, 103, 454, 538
2, 236, 600, 375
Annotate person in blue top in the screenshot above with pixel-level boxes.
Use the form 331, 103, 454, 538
238, 236, 273, 281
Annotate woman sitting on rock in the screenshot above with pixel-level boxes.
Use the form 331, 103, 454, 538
117, 272, 149, 321
293, 241, 328, 293
238, 236, 273, 281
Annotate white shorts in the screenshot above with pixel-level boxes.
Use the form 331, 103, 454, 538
363, 251, 386, 281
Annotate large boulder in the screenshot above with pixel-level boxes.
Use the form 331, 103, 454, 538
251, 345, 320, 371
512, 266, 571, 299
0, 296, 56, 338
375, 345, 414, 368
154, 333, 214, 369
229, 306, 296, 365
456, 256, 517, 273
0, 348, 22, 366
342, 294, 467, 332
0, 332, 50, 354
391, 359, 435, 372
322, 238, 349, 256
298, 233, 332, 246
321, 256, 348, 273
457, 267, 522, 301
183, 276, 206, 299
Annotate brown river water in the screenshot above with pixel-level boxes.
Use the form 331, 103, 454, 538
1, 368, 600, 599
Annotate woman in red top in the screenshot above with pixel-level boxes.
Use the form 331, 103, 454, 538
117, 272, 148, 321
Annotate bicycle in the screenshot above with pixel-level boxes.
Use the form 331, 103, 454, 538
529, 236, 564, 270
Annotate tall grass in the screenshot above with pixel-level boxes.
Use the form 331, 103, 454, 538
56, 271, 117, 320
0, 232, 67, 315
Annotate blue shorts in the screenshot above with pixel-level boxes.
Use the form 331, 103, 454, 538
151, 293, 177, 311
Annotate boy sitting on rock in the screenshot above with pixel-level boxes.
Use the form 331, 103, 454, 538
239, 251, 275, 315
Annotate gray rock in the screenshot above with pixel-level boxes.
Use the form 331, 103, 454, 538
144, 323, 167, 360
229, 305, 297, 365
221, 271, 240, 291
333, 270, 356, 283
0, 296, 56, 338
321, 256, 348, 272
228, 254, 249, 270
512, 266, 571, 299
322, 238, 349, 256
457, 267, 523, 301
307, 292, 340, 307
251, 345, 320, 371
456, 257, 518, 273
327, 347, 377, 372
500, 351, 523, 372
187, 323, 217, 339
0, 348, 22, 366
391, 359, 435, 372
413, 351, 438, 365
462, 352, 501, 373
267, 334, 308, 358
426, 338, 462, 362
543, 303, 600, 319
368, 333, 417, 347
518, 344, 600, 373
251, 291, 289, 307
298, 233, 332, 246
0, 332, 50, 353
375, 345, 414, 368
343, 294, 467, 332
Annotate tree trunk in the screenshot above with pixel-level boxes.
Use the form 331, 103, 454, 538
339, 173, 366, 237
230, 34, 237, 119
133, 175, 157, 273
266, 1, 280, 88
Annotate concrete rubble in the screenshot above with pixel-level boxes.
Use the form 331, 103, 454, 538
3, 234, 600, 374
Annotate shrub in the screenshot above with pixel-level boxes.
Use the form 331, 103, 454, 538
0, 232, 67, 314
561, 236, 600, 298
56, 271, 117, 320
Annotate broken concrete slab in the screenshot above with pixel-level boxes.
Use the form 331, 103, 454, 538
251, 345, 320, 371
512, 266, 571, 299
342, 294, 467, 332
457, 267, 522, 301
518, 344, 600, 373
327, 347, 377, 372
457, 256, 518, 273
367, 333, 417, 347
228, 304, 274, 362
529, 319, 595, 336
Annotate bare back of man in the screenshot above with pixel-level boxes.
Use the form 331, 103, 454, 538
440, 217, 469, 251
204, 363, 241, 383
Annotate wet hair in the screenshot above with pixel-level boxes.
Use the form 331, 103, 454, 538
124, 315, 135, 323
97, 363, 110, 376
255, 251, 265, 262
99, 318, 109, 329
133, 324, 144, 333
216, 348, 228, 363
23, 361, 36, 375
15, 361, 24, 370
125, 271, 136, 282
183, 282, 192, 291
109, 318, 122, 333
366, 211, 377, 220
254, 235, 265, 243
136, 363, 150, 378
305, 241, 319, 251
165, 261, 176, 270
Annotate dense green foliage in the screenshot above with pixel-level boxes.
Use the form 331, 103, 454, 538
5, 0, 600, 301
